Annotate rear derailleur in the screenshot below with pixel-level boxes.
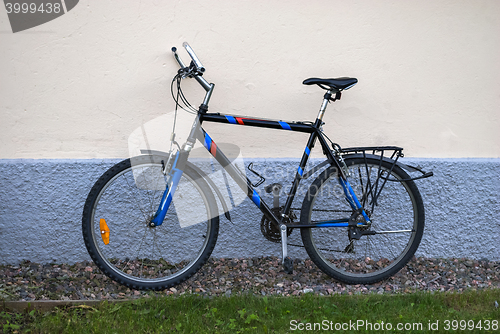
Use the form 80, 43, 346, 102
347, 208, 375, 240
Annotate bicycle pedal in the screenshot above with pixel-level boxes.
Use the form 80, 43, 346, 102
283, 256, 294, 274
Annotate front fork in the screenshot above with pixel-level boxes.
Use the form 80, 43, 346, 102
150, 152, 185, 226
150, 113, 199, 226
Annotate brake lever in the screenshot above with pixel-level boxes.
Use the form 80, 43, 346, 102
182, 62, 205, 79
177, 67, 190, 79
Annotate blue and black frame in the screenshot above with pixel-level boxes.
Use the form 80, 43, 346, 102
182, 110, 369, 230
150, 108, 433, 233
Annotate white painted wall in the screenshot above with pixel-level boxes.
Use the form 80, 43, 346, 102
1, 0, 499, 159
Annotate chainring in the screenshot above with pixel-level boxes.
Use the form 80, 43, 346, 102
260, 207, 293, 243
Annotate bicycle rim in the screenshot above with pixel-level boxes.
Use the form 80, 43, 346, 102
301, 158, 424, 284
84, 157, 217, 289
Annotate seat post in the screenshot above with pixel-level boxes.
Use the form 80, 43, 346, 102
317, 90, 334, 121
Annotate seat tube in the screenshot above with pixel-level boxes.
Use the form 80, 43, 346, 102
282, 131, 317, 214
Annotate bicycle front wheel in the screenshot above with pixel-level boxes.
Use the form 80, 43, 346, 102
82, 155, 219, 290
300, 157, 425, 284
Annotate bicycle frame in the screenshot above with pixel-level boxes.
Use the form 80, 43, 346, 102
150, 109, 371, 230
150, 43, 372, 231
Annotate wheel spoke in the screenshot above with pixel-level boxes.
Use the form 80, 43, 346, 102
83, 157, 219, 290
301, 157, 424, 284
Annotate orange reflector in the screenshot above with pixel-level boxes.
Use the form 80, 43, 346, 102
99, 218, 110, 245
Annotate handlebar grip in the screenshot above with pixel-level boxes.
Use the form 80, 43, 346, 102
171, 46, 186, 68
182, 42, 205, 73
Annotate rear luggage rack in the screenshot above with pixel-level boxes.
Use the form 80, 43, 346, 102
330, 145, 433, 212
339, 146, 433, 182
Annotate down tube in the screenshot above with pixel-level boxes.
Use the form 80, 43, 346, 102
196, 128, 281, 224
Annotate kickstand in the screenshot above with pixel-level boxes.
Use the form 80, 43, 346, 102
280, 224, 293, 273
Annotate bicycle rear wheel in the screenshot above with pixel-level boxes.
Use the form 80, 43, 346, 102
82, 155, 219, 290
300, 157, 424, 284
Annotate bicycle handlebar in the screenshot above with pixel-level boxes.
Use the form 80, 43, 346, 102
182, 42, 205, 73
171, 43, 213, 93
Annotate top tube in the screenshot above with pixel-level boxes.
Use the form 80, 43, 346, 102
200, 113, 317, 134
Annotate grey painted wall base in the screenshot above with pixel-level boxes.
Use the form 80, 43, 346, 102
0, 158, 499, 264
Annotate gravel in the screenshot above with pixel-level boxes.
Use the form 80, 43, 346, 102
0, 257, 498, 301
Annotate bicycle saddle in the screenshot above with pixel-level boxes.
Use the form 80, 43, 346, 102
303, 77, 358, 91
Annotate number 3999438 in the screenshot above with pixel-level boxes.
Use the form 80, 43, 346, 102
5, 2, 62, 14
443, 319, 498, 331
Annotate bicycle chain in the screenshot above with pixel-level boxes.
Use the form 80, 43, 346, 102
287, 242, 345, 253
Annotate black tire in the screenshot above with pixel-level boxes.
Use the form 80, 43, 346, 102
300, 157, 425, 284
82, 155, 219, 290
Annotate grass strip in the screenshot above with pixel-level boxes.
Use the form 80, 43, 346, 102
1, 289, 499, 333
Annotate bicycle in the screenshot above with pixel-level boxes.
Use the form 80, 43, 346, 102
82, 43, 433, 290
